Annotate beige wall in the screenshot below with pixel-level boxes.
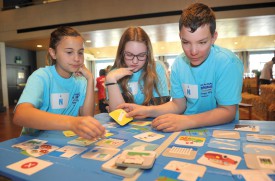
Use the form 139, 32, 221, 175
1, 0, 274, 42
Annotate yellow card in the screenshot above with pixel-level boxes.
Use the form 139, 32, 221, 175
109, 109, 133, 126
63, 130, 76, 137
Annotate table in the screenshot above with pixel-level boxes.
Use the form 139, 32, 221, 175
0, 114, 274, 181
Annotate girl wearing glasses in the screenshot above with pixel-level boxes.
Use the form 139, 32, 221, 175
105, 26, 170, 111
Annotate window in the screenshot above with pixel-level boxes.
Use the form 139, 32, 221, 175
249, 52, 274, 78
94, 59, 114, 78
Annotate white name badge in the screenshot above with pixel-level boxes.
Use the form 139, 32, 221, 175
128, 82, 138, 95
51, 93, 69, 109
182, 84, 198, 99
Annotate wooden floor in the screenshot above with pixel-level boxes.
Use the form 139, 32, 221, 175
0, 106, 263, 143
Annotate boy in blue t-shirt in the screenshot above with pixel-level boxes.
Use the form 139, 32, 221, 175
118, 3, 244, 132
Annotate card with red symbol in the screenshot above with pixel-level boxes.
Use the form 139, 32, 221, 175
175, 136, 205, 147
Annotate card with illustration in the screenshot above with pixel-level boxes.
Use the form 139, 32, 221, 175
185, 129, 210, 137
133, 132, 165, 142
157, 160, 206, 181
244, 153, 275, 170
234, 124, 260, 132
231, 169, 275, 181
21, 144, 59, 157
122, 125, 151, 134
105, 130, 119, 138
246, 134, 275, 144
115, 150, 157, 169
48, 145, 87, 158
212, 130, 240, 139
101, 155, 139, 178
175, 136, 205, 147
6, 157, 53, 176
12, 139, 48, 150
162, 144, 198, 160
208, 138, 240, 151
109, 109, 133, 126
123, 141, 159, 151
68, 137, 97, 146
63, 130, 76, 137
197, 151, 241, 171
243, 143, 275, 155
130, 121, 151, 126
103, 121, 119, 128
96, 138, 127, 148
81, 147, 120, 161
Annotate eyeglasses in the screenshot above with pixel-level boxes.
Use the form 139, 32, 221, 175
124, 51, 147, 61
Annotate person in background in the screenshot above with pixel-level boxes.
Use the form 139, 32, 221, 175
105, 65, 112, 74
118, 3, 244, 132
259, 57, 275, 85
96, 69, 108, 113
105, 26, 170, 111
13, 26, 105, 139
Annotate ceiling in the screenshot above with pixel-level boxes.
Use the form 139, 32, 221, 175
5, 14, 275, 58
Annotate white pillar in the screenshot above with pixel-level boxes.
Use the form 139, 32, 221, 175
0, 42, 9, 108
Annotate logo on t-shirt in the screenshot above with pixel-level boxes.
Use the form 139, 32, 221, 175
182, 84, 198, 99
128, 82, 139, 95
72, 93, 80, 105
51, 93, 69, 109
200, 83, 212, 97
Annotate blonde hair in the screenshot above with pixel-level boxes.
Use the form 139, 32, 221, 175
112, 26, 164, 105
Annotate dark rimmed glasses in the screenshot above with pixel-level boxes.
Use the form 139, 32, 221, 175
124, 51, 147, 62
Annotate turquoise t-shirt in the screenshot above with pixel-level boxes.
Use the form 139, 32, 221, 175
122, 61, 169, 105
171, 45, 244, 120
16, 65, 87, 135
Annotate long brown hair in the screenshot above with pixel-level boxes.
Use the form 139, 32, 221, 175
112, 26, 163, 105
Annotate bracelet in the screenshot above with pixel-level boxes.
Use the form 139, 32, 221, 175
105, 82, 117, 86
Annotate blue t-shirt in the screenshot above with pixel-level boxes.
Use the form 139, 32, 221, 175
123, 61, 169, 105
16, 65, 87, 134
171, 45, 244, 120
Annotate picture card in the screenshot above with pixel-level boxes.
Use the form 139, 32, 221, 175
175, 136, 205, 147
49, 145, 87, 158
123, 141, 159, 151
68, 137, 97, 146
115, 150, 157, 169
6, 157, 53, 176
130, 121, 151, 126
208, 138, 240, 151
162, 144, 198, 160
157, 160, 206, 181
96, 138, 127, 148
197, 151, 241, 171
212, 130, 240, 139
244, 154, 275, 170
184, 129, 210, 137
109, 109, 133, 126
133, 132, 165, 142
21, 144, 59, 157
243, 143, 275, 155
101, 155, 139, 178
234, 124, 260, 132
81, 147, 120, 161
231, 169, 275, 181
246, 134, 275, 144
12, 139, 48, 150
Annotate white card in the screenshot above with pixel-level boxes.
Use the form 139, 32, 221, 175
7, 157, 53, 175
133, 132, 164, 142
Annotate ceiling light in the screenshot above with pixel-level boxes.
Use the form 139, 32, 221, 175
86, 40, 92, 43
37, 45, 42, 48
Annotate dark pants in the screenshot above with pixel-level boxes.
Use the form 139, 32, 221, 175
99, 99, 108, 113
260, 79, 271, 85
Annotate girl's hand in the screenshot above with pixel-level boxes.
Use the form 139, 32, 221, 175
105, 67, 135, 82
75, 65, 93, 80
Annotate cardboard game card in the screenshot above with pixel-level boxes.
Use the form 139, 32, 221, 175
6, 157, 53, 176
12, 139, 48, 150
234, 124, 260, 132
81, 147, 120, 161
175, 136, 205, 147
115, 150, 157, 169
157, 160, 206, 181
247, 134, 275, 144
130, 121, 151, 126
96, 138, 127, 148
109, 109, 133, 126
162, 144, 198, 160
231, 169, 275, 181
68, 137, 97, 146
101, 155, 139, 178
133, 132, 165, 142
208, 138, 240, 151
63, 130, 76, 137
22, 144, 59, 157
197, 151, 241, 171
185, 129, 210, 137
123, 141, 159, 151
122, 125, 151, 134
243, 143, 275, 155
244, 154, 275, 170
212, 130, 240, 139
49, 145, 87, 158
105, 130, 118, 138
